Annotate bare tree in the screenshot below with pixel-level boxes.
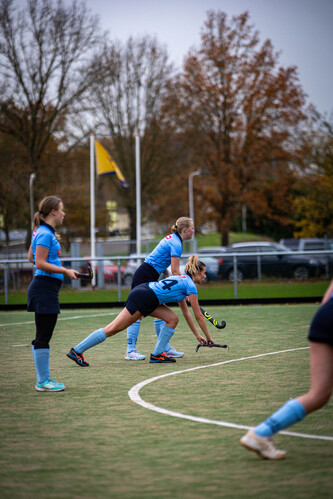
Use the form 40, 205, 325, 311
0, 0, 104, 234
87, 35, 176, 240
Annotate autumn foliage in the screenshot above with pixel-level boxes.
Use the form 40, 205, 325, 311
0, 3, 332, 245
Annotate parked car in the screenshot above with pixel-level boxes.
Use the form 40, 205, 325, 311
279, 238, 333, 275
123, 254, 146, 287
218, 242, 324, 281
81, 258, 125, 285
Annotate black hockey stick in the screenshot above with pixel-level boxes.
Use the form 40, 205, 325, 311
200, 307, 226, 329
76, 263, 93, 280
196, 343, 228, 352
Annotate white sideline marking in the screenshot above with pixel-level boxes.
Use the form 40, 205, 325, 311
0, 311, 118, 328
128, 347, 333, 442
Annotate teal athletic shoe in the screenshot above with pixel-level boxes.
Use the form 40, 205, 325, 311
35, 378, 65, 392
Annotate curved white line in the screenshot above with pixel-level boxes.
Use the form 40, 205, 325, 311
128, 347, 333, 442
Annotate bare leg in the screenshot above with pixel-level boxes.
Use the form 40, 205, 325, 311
150, 304, 179, 328
104, 309, 142, 337
297, 341, 333, 414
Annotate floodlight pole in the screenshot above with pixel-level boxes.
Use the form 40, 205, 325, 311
188, 170, 201, 252
135, 131, 141, 257
90, 133, 96, 286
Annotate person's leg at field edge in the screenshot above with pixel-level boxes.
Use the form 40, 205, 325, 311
240, 341, 333, 459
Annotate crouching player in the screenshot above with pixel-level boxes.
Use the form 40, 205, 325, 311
67, 256, 215, 366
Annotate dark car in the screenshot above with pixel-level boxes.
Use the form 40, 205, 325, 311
218, 242, 324, 281
279, 238, 333, 276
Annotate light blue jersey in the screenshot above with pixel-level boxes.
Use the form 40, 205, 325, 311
31, 222, 63, 281
145, 232, 183, 274
148, 274, 197, 304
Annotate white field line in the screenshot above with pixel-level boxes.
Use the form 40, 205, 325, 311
1, 311, 119, 328
128, 347, 333, 442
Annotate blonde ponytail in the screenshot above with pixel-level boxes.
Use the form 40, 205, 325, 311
184, 255, 206, 278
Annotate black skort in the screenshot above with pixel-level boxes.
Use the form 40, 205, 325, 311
131, 262, 160, 289
27, 276, 62, 314
308, 297, 333, 346
125, 283, 160, 317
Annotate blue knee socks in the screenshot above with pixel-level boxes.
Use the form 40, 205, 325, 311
127, 320, 141, 353
154, 319, 165, 336
254, 399, 306, 438
154, 319, 172, 352
32, 346, 50, 384
152, 325, 175, 356
74, 328, 106, 354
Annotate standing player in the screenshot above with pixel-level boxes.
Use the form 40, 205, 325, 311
66, 256, 214, 366
27, 196, 79, 392
240, 278, 333, 460
124, 217, 195, 361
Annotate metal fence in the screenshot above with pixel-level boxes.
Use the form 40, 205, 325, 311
1, 248, 332, 304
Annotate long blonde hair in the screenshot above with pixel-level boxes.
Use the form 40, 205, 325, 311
170, 217, 193, 234
184, 255, 206, 278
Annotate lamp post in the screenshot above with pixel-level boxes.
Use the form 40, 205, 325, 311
29, 173, 35, 229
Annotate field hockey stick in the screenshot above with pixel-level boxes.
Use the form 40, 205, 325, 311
196, 343, 228, 352
200, 307, 226, 329
76, 263, 93, 280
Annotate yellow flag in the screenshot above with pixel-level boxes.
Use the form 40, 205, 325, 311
95, 140, 129, 188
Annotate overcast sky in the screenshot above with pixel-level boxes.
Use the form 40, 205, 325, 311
78, 0, 332, 116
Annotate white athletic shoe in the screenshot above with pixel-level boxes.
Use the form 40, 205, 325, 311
240, 429, 286, 460
124, 349, 146, 361
163, 347, 184, 358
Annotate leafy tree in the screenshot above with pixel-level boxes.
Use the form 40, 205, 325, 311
164, 11, 308, 245
293, 117, 333, 237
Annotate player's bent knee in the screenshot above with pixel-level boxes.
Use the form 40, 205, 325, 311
169, 315, 179, 328
165, 316, 178, 329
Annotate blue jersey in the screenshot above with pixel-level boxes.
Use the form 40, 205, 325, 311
31, 222, 63, 281
148, 274, 197, 304
145, 232, 183, 274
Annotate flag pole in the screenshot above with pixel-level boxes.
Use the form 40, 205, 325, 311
135, 131, 141, 256
90, 133, 96, 286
